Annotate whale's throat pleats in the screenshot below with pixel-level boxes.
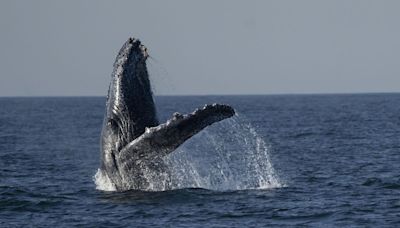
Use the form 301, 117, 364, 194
107, 38, 159, 150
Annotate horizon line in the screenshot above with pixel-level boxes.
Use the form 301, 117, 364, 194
0, 91, 399, 98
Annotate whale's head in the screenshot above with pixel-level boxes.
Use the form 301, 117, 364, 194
103, 38, 158, 154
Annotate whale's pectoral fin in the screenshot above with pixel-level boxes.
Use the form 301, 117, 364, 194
118, 104, 235, 161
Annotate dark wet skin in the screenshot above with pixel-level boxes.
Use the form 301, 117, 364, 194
100, 38, 235, 191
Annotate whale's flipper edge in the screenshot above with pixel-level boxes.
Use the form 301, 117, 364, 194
118, 104, 235, 161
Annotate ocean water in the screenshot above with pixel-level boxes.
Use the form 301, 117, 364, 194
1, 94, 399, 227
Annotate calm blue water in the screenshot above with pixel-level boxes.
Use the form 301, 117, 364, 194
1, 94, 400, 227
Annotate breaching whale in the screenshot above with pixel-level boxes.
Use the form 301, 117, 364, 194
99, 38, 235, 191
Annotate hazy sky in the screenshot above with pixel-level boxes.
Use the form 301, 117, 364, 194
1, 0, 399, 96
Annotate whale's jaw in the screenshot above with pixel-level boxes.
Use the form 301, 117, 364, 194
100, 37, 235, 191
104, 38, 157, 151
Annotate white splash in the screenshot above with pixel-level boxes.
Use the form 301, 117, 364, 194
94, 115, 284, 191
94, 169, 117, 192
164, 115, 284, 191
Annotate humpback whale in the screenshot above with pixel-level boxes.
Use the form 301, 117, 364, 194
99, 37, 235, 191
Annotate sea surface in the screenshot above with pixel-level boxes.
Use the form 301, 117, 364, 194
1, 94, 399, 227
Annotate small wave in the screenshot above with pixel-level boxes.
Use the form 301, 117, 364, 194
362, 177, 400, 189
291, 132, 316, 139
